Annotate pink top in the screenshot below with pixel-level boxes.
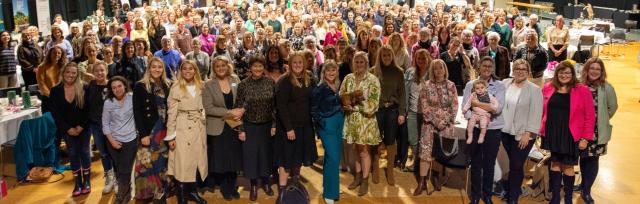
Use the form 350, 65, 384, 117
462, 92, 498, 118
198, 34, 216, 56
540, 83, 596, 141
323, 31, 342, 49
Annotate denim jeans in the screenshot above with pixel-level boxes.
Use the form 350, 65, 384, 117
90, 122, 113, 171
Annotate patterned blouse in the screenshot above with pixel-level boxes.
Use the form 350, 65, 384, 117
419, 80, 459, 160
236, 76, 276, 126
340, 73, 382, 145
582, 86, 607, 157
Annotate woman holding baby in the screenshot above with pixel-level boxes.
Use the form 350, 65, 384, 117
462, 56, 506, 204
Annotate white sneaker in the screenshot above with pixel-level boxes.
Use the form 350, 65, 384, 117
324, 198, 335, 204
102, 169, 115, 194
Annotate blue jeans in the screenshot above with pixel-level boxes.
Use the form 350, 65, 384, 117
90, 122, 113, 171
63, 130, 92, 171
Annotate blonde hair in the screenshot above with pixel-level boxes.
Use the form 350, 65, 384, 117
319, 60, 340, 87
286, 51, 312, 88
139, 57, 171, 92
372, 45, 400, 81
388, 33, 407, 55
428, 59, 449, 80
59, 62, 85, 108
210, 55, 235, 79
175, 60, 204, 92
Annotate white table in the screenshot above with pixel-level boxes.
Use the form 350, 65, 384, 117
0, 108, 42, 144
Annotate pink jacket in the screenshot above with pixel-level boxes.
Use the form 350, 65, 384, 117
540, 83, 595, 141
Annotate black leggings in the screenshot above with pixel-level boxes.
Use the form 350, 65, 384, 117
580, 156, 599, 195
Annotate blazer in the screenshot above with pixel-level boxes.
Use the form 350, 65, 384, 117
594, 82, 618, 145
501, 78, 543, 140
540, 83, 595, 142
132, 82, 171, 139
203, 76, 240, 136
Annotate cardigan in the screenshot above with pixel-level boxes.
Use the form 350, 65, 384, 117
501, 78, 543, 140
540, 83, 596, 141
593, 82, 618, 144
49, 84, 89, 133
202, 76, 240, 136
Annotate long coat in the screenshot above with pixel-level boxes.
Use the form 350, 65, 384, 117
166, 84, 207, 182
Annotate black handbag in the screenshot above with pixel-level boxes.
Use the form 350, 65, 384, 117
433, 134, 469, 168
276, 180, 310, 204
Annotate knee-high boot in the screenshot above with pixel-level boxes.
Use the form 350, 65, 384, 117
176, 182, 187, 204
72, 170, 82, 197
371, 145, 380, 184
580, 157, 597, 204
563, 174, 575, 204
81, 168, 91, 194
385, 144, 397, 185
549, 171, 562, 204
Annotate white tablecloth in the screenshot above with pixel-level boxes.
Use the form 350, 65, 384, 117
0, 108, 42, 144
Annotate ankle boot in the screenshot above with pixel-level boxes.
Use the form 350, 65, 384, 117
385, 144, 397, 185
549, 171, 562, 204
371, 146, 380, 184
114, 182, 131, 204
81, 168, 91, 194
185, 182, 207, 204
563, 175, 575, 204
250, 184, 258, 201
413, 176, 427, 196
348, 172, 362, 190
277, 185, 286, 200
358, 176, 369, 196
72, 170, 83, 197
262, 178, 274, 196
431, 171, 442, 191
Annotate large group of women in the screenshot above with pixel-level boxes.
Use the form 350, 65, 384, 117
3, 0, 619, 204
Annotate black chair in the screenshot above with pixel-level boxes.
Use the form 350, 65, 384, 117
625, 20, 638, 33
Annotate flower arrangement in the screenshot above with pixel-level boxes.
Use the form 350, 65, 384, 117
547, 61, 559, 71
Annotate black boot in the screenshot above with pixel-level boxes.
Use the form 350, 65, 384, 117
469, 197, 480, 204
482, 195, 494, 204
176, 182, 187, 204
580, 157, 598, 204
221, 177, 232, 201
277, 185, 286, 200
72, 170, 82, 197
250, 184, 258, 201
263, 177, 274, 196
549, 171, 562, 204
563, 175, 575, 204
115, 182, 131, 204
186, 182, 207, 204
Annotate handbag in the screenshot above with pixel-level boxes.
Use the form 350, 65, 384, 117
27, 167, 53, 182
433, 134, 469, 168
275, 180, 310, 204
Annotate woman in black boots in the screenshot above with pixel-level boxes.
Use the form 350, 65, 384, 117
236, 55, 277, 201
540, 61, 595, 204
579, 58, 618, 204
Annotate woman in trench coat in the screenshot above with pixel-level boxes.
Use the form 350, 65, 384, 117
165, 60, 208, 204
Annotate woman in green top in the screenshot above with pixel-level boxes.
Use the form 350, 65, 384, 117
579, 57, 618, 204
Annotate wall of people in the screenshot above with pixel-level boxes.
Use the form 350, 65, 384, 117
0, 1, 619, 204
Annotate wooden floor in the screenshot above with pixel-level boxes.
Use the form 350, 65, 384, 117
2, 43, 640, 204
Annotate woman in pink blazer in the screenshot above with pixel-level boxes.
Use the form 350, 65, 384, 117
540, 61, 595, 204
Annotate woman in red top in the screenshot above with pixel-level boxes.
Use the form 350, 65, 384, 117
540, 61, 595, 204
323, 22, 343, 49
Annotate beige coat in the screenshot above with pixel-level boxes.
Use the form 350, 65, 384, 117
166, 84, 207, 182
202, 76, 240, 136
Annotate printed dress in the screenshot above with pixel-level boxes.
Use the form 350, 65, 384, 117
419, 80, 459, 160
340, 73, 382, 145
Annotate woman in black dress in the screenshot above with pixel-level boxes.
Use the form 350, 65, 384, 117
274, 51, 318, 194
440, 36, 472, 95
540, 61, 595, 204
236, 55, 277, 201
202, 56, 243, 200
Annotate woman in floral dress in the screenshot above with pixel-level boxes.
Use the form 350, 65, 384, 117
415, 59, 458, 194
339, 51, 381, 196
